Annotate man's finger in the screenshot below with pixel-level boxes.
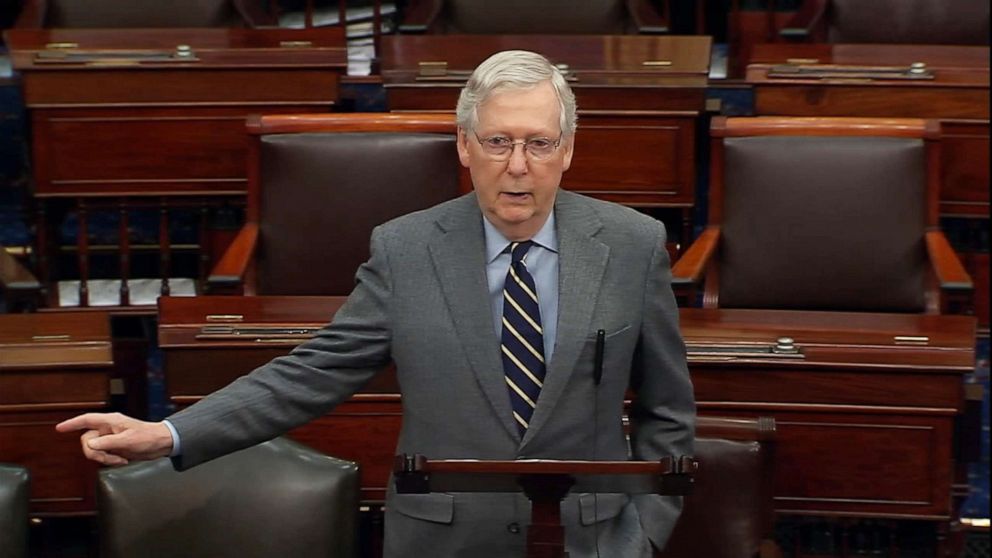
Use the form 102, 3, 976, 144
56, 413, 112, 433
81, 430, 128, 466
86, 431, 131, 453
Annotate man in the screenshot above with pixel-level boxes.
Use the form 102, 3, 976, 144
57, 50, 694, 557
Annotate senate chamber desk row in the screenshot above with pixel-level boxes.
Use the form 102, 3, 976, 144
0, 2, 989, 558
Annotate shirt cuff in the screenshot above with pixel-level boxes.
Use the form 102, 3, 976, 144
162, 419, 181, 458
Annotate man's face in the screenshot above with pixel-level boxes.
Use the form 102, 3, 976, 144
457, 81, 574, 240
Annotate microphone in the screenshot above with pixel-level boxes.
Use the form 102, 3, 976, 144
593, 329, 605, 385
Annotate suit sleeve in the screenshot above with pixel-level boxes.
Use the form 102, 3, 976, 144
167, 226, 395, 470
629, 222, 696, 550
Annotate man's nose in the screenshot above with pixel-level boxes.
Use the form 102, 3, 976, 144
506, 143, 528, 175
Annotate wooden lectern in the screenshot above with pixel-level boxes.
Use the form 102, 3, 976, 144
394, 455, 696, 558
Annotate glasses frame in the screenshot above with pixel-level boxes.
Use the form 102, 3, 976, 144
473, 132, 563, 161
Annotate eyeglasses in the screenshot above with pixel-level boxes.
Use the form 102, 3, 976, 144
473, 132, 562, 161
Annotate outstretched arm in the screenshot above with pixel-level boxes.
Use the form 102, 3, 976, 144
55, 413, 174, 466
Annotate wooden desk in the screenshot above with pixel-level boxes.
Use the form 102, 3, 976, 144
158, 295, 400, 503
745, 43, 990, 219
2, 27, 347, 309
4, 27, 347, 197
379, 34, 712, 249
0, 311, 112, 515
683, 308, 976, 556
160, 296, 976, 531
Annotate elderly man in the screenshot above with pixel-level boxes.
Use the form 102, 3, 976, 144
58, 50, 695, 557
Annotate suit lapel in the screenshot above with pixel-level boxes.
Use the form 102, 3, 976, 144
522, 191, 608, 448
428, 194, 520, 441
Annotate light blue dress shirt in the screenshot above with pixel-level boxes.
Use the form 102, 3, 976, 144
165, 210, 562, 457
482, 212, 559, 362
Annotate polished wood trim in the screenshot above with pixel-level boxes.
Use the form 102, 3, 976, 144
715, 116, 931, 138
925, 230, 974, 290
671, 226, 719, 285
697, 402, 959, 416
695, 415, 776, 441
207, 222, 258, 286
247, 112, 456, 135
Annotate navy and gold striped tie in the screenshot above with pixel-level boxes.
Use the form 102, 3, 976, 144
501, 241, 546, 436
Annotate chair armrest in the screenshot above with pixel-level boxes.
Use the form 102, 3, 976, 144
671, 226, 720, 286
12, 0, 46, 28
0, 245, 42, 310
626, 0, 669, 34
207, 223, 258, 288
925, 230, 973, 291
233, 0, 279, 28
779, 0, 828, 41
397, 0, 442, 33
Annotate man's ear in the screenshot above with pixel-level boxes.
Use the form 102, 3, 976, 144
561, 135, 575, 172
456, 128, 472, 168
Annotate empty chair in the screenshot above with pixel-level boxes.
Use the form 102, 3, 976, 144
14, 0, 277, 28
98, 437, 359, 558
673, 116, 972, 314
207, 113, 464, 296
658, 416, 777, 558
0, 464, 29, 558
780, 0, 989, 45
398, 0, 670, 34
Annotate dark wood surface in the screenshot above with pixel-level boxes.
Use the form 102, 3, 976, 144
4, 27, 347, 197
378, 34, 711, 246
682, 307, 975, 521
745, 43, 990, 219
2, 26, 348, 311
158, 295, 400, 502
158, 296, 976, 525
0, 311, 112, 516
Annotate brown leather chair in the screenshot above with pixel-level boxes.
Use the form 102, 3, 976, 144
14, 0, 276, 28
98, 437, 360, 558
657, 416, 778, 558
673, 117, 972, 314
207, 113, 465, 296
398, 0, 670, 34
780, 0, 989, 45
0, 464, 29, 558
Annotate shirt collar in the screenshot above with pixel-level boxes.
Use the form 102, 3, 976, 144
483, 211, 559, 264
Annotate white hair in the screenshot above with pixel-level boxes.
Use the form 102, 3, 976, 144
455, 50, 578, 136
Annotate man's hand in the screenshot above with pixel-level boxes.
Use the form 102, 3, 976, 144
55, 413, 174, 466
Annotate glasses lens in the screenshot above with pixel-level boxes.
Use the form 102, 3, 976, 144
476, 135, 559, 160
525, 138, 556, 160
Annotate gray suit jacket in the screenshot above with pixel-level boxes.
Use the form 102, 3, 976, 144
168, 190, 695, 558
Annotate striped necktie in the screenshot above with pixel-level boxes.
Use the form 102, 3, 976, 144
501, 241, 546, 436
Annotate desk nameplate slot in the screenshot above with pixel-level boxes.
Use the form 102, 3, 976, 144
767, 63, 933, 81
686, 340, 805, 360
195, 325, 320, 341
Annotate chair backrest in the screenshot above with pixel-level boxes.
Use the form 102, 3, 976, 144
827, 0, 989, 45
248, 113, 463, 296
442, 0, 628, 34
98, 437, 360, 558
658, 416, 776, 558
0, 464, 29, 558
709, 117, 939, 313
35, 0, 262, 28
